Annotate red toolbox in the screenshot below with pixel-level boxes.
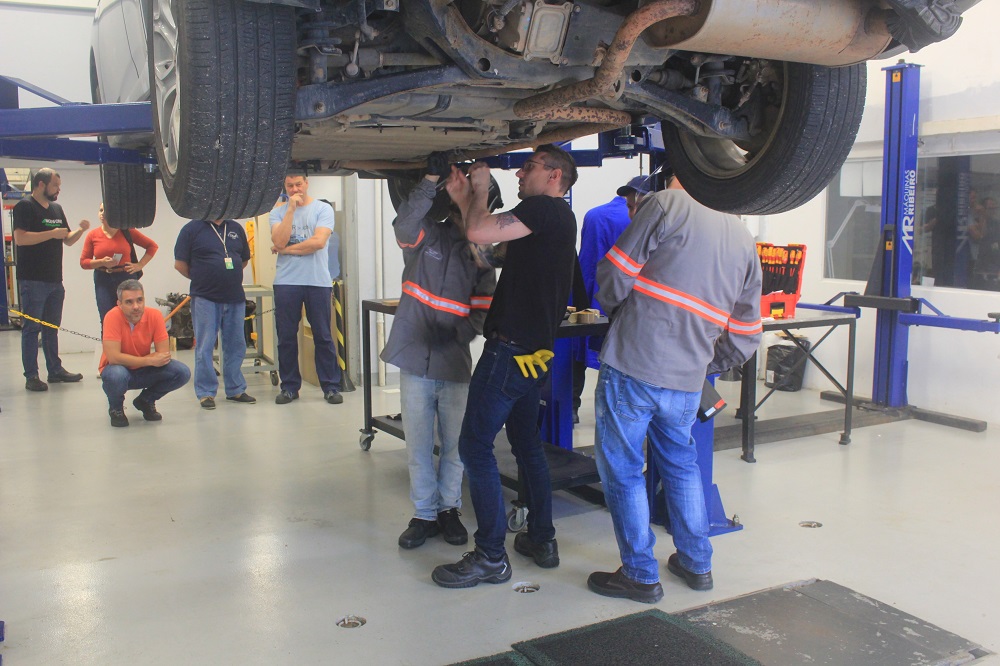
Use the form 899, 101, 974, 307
757, 243, 806, 319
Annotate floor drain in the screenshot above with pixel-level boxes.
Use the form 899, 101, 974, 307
799, 521, 823, 528
513, 581, 539, 593
336, 615, 367, 628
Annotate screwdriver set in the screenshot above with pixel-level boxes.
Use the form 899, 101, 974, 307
757, 243, 806, 319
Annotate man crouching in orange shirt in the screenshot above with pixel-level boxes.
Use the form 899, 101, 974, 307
100, 279, 191, 427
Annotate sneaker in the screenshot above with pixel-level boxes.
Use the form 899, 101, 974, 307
513, 532, 560, 568
200, 397, 216, 410
324, 390, 343, 404
133, 397, 162, 422
432, 549, 512, 589
48, 369, 83, 383
398, 518, 440, 549
587, 568, 664, 604
275, 390, 298, 405
25, 376, 48, 392
108, 408, 129, 428
437, 508, 468, 546
666, 553, 713, 591
226, 393, 256, 404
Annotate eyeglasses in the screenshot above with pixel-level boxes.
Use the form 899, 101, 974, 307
521, 160, 555, 173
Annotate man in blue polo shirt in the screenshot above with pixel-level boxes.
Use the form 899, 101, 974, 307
174, 219, 255, 409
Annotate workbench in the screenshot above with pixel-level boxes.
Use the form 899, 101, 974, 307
737, 309, 858, 463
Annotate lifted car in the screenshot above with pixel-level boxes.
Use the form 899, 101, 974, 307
91, 0, 977, 228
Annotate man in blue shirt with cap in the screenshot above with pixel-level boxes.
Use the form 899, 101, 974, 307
572, 175, 651, 422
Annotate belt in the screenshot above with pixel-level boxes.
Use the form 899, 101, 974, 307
97, 267, 128, 274
488, 331, 526, 348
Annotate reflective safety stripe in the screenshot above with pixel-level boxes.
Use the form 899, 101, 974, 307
470, 296, 493, 310
724, 316, 763, 336
632, 276, 762, 336
397, 229, 426, 249
606, 245, 643, 277
402, 281, 471, 316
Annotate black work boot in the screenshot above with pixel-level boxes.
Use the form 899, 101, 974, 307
108, 408, 129, 428
513, 532, 560, 568
437, 508, 468, 546
432, 549, 512, 589
133, 397, 162, 422
398, 518, 439, 549
588, 568, 663, 604
666, 553, 713, 591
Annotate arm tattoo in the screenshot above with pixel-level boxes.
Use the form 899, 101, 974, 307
494, 212, 519, 229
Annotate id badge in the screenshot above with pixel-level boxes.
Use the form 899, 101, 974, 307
224, 257, 235, 270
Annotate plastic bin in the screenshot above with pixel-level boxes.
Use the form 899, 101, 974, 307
764, 338, 810, 392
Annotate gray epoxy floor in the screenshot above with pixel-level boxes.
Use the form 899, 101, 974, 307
1, 332, 998, 665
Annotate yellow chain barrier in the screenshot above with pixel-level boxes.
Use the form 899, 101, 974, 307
1, 304, 274, 344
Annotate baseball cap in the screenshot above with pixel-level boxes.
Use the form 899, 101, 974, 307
617, 175, 652, 197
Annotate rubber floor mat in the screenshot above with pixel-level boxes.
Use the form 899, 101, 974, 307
449, 652, 535, 666
510, 608, 761, 666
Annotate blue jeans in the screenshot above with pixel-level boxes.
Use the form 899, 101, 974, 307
594, 363, 711, 584
19, 279, 65, 378
101, 360, 191, 410
400, 372, 468, 520
273, 284, 341, 393
459, 339, 553, 559
94, 271, 132, 333
192, 297, 248, 399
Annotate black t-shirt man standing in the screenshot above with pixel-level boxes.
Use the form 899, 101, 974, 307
431, 144, 578, 589
12, 168, 90, 391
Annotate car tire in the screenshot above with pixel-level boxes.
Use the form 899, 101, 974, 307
100, 164, 157, 230
91, 51, 157, 230
662, 61, 866, 216
148, 0, 297, 220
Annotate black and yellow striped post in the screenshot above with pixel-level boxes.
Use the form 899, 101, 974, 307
332, 279, 356, 392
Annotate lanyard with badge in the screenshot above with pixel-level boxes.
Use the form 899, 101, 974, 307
210, 221, 235, 269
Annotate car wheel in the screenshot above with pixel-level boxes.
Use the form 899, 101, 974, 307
148, 0, 297, 220
91, 51, 157, 229
662, 61, 866, 216
100, 164, 157, 230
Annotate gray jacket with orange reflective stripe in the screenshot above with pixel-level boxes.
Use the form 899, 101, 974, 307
596, 189, 762, 392
381, 177, 497, 383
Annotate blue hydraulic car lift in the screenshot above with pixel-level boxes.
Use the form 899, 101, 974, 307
830, 62, 1000, 428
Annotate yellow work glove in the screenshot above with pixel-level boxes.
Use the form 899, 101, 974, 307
514, 349, 555, 379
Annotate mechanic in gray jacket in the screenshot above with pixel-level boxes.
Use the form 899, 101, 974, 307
587, 176, 763, 604
381, 155, 500, 551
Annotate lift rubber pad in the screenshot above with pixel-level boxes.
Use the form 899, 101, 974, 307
508, 609, 760, 666
676, 579, 992, 665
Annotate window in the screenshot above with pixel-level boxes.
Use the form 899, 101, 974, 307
825, 152, 1000, 291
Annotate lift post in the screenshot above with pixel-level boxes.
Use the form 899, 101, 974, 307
837, 62, 1000, 429
872, 61, 920, 408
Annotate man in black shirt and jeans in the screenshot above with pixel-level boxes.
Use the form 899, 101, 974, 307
432, 144, 578, 589
13, 168, 90, 392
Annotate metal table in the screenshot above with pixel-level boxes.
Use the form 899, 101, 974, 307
738, 310, 858, 463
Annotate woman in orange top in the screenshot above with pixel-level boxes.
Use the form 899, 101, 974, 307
80, 203, 159, 330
